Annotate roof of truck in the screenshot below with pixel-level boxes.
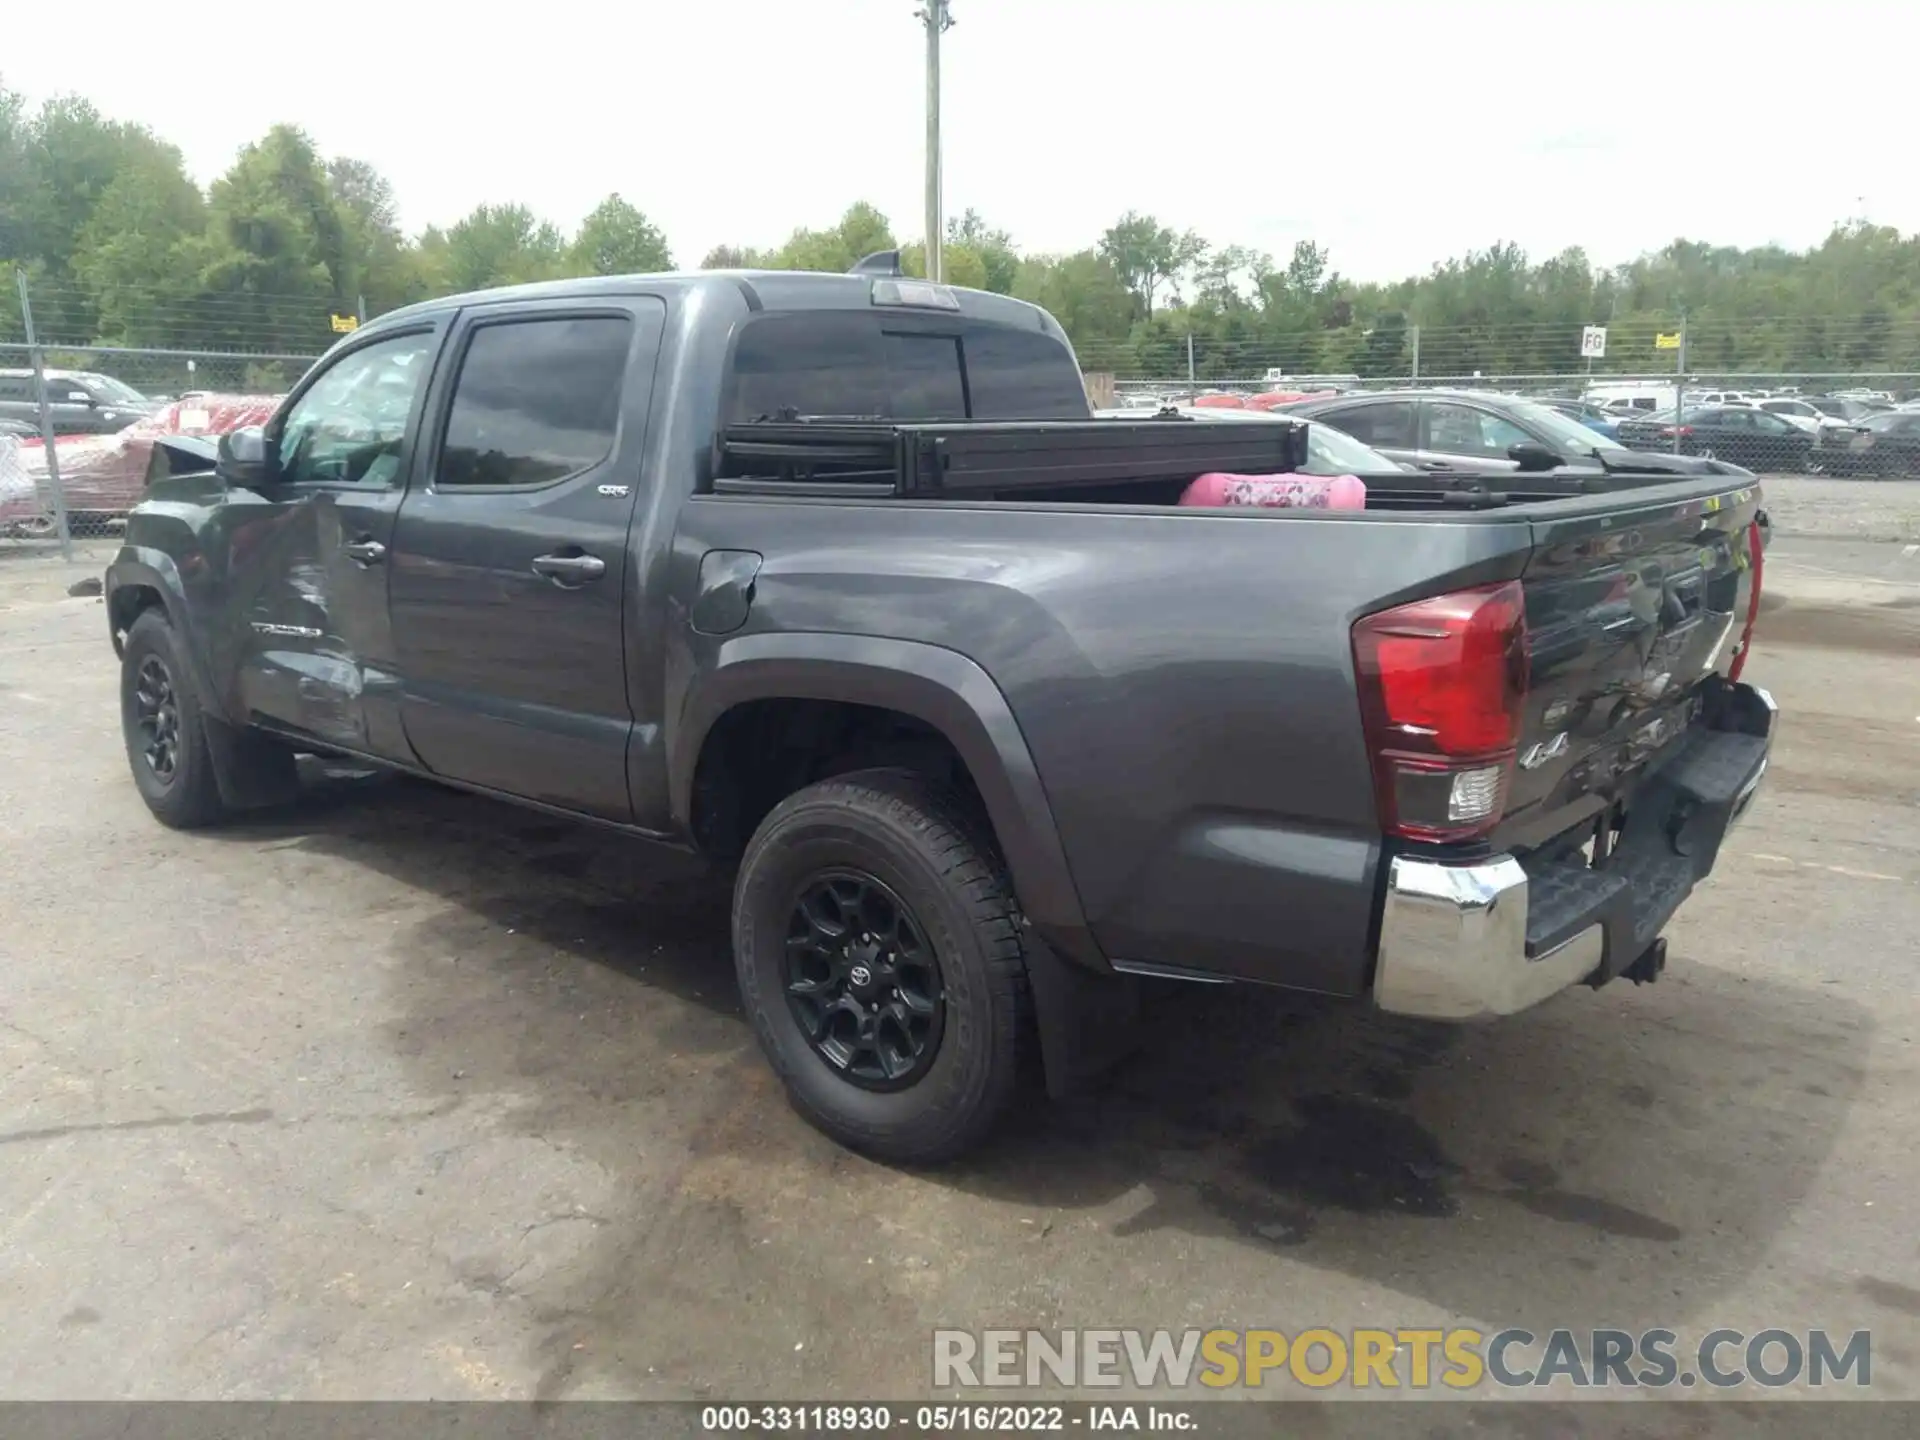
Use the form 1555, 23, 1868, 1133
373, 269, 1059, 335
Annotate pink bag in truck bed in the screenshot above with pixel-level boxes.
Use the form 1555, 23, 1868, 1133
1179, 472, 1367, 509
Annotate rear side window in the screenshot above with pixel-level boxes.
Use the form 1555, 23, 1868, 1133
1323, 400, 1415, 449
726, 312, 1086, 423
439, 316, 631, 488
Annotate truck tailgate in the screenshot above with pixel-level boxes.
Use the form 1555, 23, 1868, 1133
1494, 478, 1764, 853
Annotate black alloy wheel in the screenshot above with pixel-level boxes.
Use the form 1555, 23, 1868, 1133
783, 870, 946, 1090
132, 654, 183, 784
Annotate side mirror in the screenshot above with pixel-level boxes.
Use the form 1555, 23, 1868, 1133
1508, 440, 1562, 472
216, 425, 274, 489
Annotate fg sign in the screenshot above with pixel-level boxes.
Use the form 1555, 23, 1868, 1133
1579, 325, 1608, 359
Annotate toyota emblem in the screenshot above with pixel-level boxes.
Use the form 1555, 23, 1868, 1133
849, 964, 873, 987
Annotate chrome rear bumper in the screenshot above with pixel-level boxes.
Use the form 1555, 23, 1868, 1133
1374, 684, 1776, 1022
1373, 856, 1605, 1020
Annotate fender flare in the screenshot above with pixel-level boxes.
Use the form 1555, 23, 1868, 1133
673, 630, 1102, 970
104, 548, 231, 723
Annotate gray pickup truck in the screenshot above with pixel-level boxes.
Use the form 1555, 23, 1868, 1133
104, 263, 1776, 1161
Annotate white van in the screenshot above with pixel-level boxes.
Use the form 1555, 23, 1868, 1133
1586, 382, 1678, 415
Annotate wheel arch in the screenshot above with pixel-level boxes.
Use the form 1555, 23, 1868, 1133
105, 548, 230, 720
675, 631, 1100, 971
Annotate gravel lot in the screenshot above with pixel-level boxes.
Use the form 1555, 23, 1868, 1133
2, 484, 1917, 1415
1757, 474, 1920, 543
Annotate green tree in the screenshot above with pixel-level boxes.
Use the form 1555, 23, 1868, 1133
1011, 251, 1134, 351
184, 125, 348, 350
949, 209, 1019, 293
0, 81, 29, 269
328, 156, 417, 313
1098, 211, 1208, 319
434, 202, 566, 292
836, 202, 896, 265
901, 240, 988, 290
69, 141, 205, 344
760, 202, 899, 274
701, 243, 758, 269
570, 193, 672, 275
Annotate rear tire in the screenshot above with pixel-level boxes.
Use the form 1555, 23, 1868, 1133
120, 609, 228, 829
731, 767, 1031, 1164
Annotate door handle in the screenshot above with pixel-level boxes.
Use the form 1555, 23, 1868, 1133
1418, 459, 1453, 471
343, 539, 386, 565
531, 551, 607, 587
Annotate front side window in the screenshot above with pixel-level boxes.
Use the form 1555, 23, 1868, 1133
438, 316, 631, 488
1426, 401, 1531, 457
80, 374, 147, 405
1504, 398, 1618, 454
278, 332, 436, 487
1301, 420, 1396, 475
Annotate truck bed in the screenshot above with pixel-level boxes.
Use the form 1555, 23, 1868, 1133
711, 413, 1759, 512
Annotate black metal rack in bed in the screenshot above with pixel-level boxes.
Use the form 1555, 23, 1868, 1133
710, 414, 1312, 500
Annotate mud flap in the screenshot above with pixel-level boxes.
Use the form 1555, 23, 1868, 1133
1022, 933, 1144, 1099
202, 714, 302, 812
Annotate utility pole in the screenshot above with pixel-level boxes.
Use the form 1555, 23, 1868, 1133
917, 1, 954, 283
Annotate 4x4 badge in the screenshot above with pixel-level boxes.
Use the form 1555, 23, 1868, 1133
1519, 732, 1570, 770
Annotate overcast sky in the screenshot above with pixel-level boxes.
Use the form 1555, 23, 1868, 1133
18, 0, 1916, 281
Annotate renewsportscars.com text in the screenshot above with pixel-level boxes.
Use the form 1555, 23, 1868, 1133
932, 1327, 1871, 1391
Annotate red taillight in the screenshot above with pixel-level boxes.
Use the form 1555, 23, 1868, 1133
1352, 581, 1529, 843
1728, 520, 1764, 682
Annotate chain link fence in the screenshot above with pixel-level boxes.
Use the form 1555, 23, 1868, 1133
1074, 313, 1920, 393
1, 341, 316, 551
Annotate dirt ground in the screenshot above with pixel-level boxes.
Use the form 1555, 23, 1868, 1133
2, 484, 1917, 1412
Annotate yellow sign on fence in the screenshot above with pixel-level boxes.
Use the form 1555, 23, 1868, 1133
329, 314, 360, 334
1654, 331, 1682, 349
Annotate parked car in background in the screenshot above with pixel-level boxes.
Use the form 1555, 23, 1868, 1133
1093, 405, 1414, 475
0, 393, 283, 532
1616, 406, 1815, 472
1798, 396, 1885, 423
0, 369, 159, 436
1245, 389, 1338, 410
1539, 397, 1620, 441
1586, 382, 1678, 417
1845, 409, 1920, 477
1754, 396, 1870, 457
1760, 396, 1840, 428
1281, 388, 1737, 476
